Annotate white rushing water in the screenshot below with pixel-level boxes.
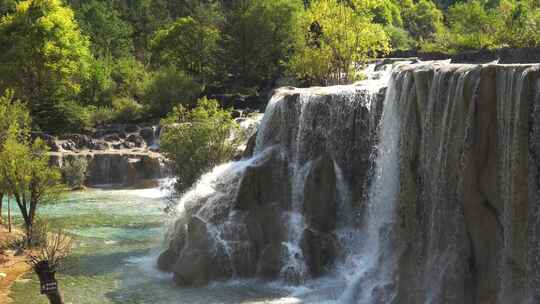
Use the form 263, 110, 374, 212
160, 60, 406, 303
339, 68, 404, 304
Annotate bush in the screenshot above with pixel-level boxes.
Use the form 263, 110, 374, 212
88, 106, 115, 126
55, 100, 93, 133
160, 97, 240, 193
385, 25, 416, 50
112, 97, 143, 122
61, 156, 88, 189
143, 66, 203, 118
112, 57, 151, 99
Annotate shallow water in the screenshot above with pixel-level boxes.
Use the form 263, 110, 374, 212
6, 185, 341, 304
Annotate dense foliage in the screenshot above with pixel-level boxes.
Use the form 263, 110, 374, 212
160, 97, 241, 193
61, 156, 88, 189
0, 0, 92, 133
289, 0, 390, 85
1, 0, 539, 133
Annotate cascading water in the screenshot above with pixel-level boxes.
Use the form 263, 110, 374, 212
159, 62, 395, 288
339, 67, 406, 304
158, 61, 540, 304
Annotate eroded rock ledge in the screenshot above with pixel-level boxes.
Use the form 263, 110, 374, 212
36, 123, 166, 188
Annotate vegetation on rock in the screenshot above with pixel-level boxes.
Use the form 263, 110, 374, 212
160, 97, 241, 193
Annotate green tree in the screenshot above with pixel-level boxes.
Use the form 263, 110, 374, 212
288, 0, 389, 85
0, 91, 62, 245
442, 0, 502, 52
401, 0, 444, 43
80, 57, 115, 107
220, 0, 303, 90
0, 0, 16, 16
160, 97, 241, 193
0, 136, 62, 244
111, 96, 143, 122
370, 0, 403, 27
0, 0, 92, 133
72, 0, 134, 58
112, 56, 151, 100
498, 0, 540, 47
151, 16, 220, 83
385, 25, 415, 50
143, 66, 203, 118
0, 90, 31, 224
117, 0, 171, 61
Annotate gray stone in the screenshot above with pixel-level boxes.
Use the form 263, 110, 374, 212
303, 154, 337, 232
300, 228, 337, 277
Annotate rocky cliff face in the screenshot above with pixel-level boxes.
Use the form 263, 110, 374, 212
50, 151, 164, 188
157, 80, 387, 284
388, 63, 539, 304
40, 123, 166, 188
159, 62, 540, 304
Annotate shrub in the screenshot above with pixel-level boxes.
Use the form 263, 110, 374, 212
112, 96, 143, 122
88, 106, 115, 126
61, 156, 88, 189
112, 57, 151, 99
385, 25, 416, 50
143, 66, 203, 118
160, 97, 241, 193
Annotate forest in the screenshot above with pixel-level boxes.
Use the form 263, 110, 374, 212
0, 0, 539, 134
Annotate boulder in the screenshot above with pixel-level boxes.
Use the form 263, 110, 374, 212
92, 141, 109, 150
242, 131, 257, 158
303, 154, 338, 232
103, 133, 121, 142
257, 243, 283, 278
157, 249, 179, 272
158, 224, 187, 271
173, 249, 210, 285
140, 127, 156, 146
127, 134, 145, 148
61, 140, 77, 151
186, 216, 212, 250
300, 228, 337, 277
124, 124, 141, 133
235, 150, 289, 210
59, 134, 95, 149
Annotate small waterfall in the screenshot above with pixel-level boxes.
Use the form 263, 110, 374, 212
339, 67, 405, 304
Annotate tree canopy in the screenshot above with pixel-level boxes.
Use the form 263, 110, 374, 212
289, 0, 390, 85
0, 0, 92, 133
0, 0, 539, 132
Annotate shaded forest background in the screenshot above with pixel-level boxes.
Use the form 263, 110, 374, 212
0, 0, 538, 134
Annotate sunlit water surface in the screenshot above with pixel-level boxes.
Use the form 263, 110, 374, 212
6, 185, 340, 304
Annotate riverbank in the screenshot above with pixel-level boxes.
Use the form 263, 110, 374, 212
0, 226, 30, 304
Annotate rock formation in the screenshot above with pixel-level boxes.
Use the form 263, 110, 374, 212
159, 61, 540, 304
41, 124, 166, 188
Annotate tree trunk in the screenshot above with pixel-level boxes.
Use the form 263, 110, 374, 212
0, 192, 3, 224
46, 293, 64, 304
34, 261, 64, 304
7, 196, 11, 233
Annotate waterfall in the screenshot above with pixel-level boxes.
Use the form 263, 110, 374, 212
339, 66, 407, 304
158, 61, 540, 304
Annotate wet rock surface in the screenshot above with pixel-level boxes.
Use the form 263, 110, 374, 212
160, 83, 383, 285
160, 62, 540, 304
